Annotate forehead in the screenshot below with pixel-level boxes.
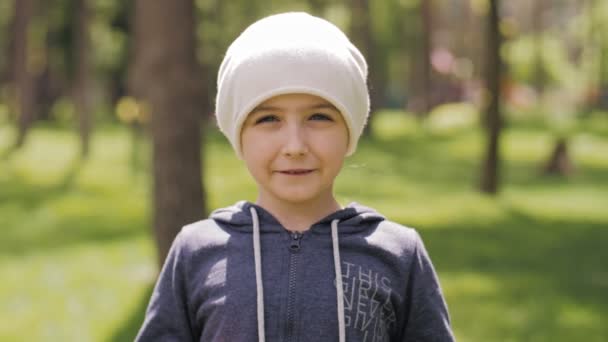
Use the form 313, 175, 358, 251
250, 93, 339, 114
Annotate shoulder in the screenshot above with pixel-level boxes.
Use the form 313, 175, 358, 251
366, 219, 423, 256
174, 218, 232, 254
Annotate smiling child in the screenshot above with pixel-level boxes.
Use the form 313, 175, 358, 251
136, 12, 455, 342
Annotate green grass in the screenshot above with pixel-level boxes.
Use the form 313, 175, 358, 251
1, 114, 607, 341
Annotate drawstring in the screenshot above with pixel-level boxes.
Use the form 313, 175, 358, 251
250, 207, 266, 342
331, 218, 346, 342
250, 207, 345, 342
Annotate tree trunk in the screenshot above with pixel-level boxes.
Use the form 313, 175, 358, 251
307, 0, 328, 17
12, 0, 36, 148
592, 0, 608, 110
1, 8, 15, 88
532, 0, 547, 96
407, 0, 433, 117
419, 0, 432, 115
72, 0, 92, 157
107, 0, 131, 106
129, 0, 207, 267
543, 137, 574, 176
479, 0, 503, 194
31, 0, 60, 123
350, 0, 379, 136
197, 0, 217, 121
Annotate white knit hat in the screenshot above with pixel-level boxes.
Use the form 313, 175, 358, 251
215, 12, 370, 159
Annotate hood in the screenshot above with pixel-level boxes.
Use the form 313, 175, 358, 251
210, 200, 385, 234
211, 200, 383, 341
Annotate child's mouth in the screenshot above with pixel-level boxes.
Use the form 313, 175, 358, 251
278, 169, 315, 175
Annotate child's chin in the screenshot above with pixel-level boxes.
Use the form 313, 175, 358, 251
276, 191, 322, 205
280, 194, 317, 204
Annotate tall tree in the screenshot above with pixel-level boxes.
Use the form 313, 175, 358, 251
350, 0, 383, 136
308, 0, 328, 17
33, 0, 71, 123
72, 0, 92, 157
532, 0, 548, 96
479, 0, 503, 194
544, 137, 574, 175
590, 0, 608, 110
0, 3, 14, 88
418, 0, 433, 114
12, 0, 36, 148
542, 0, 581, 177
406, 0, 433, 116
129, 0, 207, 267
196, 0, 220, 120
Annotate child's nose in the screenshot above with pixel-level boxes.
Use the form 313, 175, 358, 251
281, 123, 309, 157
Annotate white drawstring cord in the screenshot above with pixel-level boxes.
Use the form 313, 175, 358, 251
331, 219, 346, 342
251, 207, 344, 342
250, 207, 266, 342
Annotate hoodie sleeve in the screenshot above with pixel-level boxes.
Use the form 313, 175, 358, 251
135, 230, 196, 341
401, 231, 455, 341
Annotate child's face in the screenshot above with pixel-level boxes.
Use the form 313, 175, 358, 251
241, 93, 349, 207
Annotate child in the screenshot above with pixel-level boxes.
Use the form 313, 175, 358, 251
136, 12, 454, 342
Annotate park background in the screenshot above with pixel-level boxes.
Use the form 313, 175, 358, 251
0, 0, 607, 340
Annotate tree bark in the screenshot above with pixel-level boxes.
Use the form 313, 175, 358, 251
107, 0, 131, 106
129, 0, 207, 267
72, 0, 92, 157
350, 0, 381, 136
592, 0, 608, 110
307, 0, 328, 17
543, 137, 574, 176
419, 0, 433, 115
12, 0, 36, 148
479, 0, 503, 194
532, 0, 547, 96
407, 0, 433, 117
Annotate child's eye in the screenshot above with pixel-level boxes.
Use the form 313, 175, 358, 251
255, 115, 279, 124
309, 113, 333, 121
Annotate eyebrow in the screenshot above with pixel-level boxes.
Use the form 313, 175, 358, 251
250, 103, 339, 114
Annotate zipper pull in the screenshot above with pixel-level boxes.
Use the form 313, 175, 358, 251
290, 232, 301, 252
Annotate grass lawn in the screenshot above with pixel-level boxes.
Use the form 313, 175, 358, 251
0, 113, 607, 341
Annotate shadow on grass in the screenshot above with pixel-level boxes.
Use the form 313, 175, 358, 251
0, 156, 83, 207
0, 156, 148, 256
0, 209, 148, 256
110, 283, 154, 342
416, 207, 608, 339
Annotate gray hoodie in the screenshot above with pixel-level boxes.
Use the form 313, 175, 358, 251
135, 201, 454, 341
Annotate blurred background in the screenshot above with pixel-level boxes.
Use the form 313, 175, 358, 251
0, 0, 607, 340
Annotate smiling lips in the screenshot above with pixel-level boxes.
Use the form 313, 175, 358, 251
277, 169, 315, 175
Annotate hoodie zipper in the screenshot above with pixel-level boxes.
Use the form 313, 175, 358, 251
286, 231, 301, 341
